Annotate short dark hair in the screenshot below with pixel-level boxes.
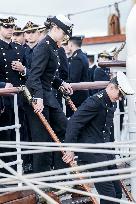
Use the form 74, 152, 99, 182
110, 77, 118, 87
87, 55, 95, 63
69, 39, 82, 47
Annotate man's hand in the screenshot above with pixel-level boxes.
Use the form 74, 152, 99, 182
5, 83, 13, 88
33, 98, 44, 113
11, 61, 25, 73
62, 82, 73, 95
62, 151, 75, 164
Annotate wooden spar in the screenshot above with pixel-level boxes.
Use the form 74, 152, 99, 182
70, 81, 109, 91
0, 82, 109, 96
0, 87, 22, 95
23, 86, 98, 204
98, 60, 126, 68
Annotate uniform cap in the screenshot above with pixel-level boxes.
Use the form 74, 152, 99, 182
98, 51, 112, 60
117, 71, 135, 95
111, 71, 135, 95
0, 16, 16, 26
23, 21, 40, 32
13, 25, 24, 34
47, 14, 73, 37
38, 25, 48, 32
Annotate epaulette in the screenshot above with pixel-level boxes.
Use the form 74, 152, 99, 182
46, 40, 50, 45
73, 53, 77, 57
97, 93, 103, 98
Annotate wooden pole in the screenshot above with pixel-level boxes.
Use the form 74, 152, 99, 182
23, 86, 98, 204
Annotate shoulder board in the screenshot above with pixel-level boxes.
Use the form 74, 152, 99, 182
73, 53, 77, 57
45, 40, 50, 45
96, 93, 103, 98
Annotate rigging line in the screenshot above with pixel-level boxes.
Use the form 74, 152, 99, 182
0, 11, 48, 18
0, 0, 129, 19
68, 0, 129, 17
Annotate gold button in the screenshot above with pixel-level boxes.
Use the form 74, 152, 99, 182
6, 78, 8, 80
6, 72, 8, 74
2, 53, 5, 55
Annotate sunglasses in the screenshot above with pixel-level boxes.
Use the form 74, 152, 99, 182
25, 30, 37, 34
2, 24, 14, 29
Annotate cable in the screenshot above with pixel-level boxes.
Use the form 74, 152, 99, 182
0, 0, 129, 19
68, 0, 129, 17
0, 11, 48, 18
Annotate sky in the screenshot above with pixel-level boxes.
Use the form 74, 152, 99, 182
0, 0, 133, 37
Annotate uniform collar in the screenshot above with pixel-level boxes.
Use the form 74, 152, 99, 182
89, 63, 96, 69
97, 90, 113, 107
72, 49, 81, 57
0, 39, 17, 49
104, 90, 113, 107
45, 35, 58, 50
0, 39, 10, 49
26, 43, 37, 51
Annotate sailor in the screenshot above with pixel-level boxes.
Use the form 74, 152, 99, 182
0, 16, 28, 169
63, 71, 135, 204
12, 25, 25, 45
26, 14, 73, 172
66, 35, 89, 117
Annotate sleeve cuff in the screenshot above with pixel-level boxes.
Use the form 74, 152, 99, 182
0, 82, 6, 88
52, 77, 63, 89
21, 67, 26, 76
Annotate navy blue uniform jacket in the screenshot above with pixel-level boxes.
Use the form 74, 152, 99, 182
68, 49, 89, 107
65, 90, 116, 163
26, 35, 63, 108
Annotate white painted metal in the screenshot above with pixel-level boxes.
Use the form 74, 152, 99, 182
13, 94, 23, 186
126, 3, 136, 199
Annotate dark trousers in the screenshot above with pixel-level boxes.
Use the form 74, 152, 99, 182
119, 100, 124, 131
25, 104, 68, 173
53, 89, 63, 109
95, 174, 122, 204
78, 161, 122, 204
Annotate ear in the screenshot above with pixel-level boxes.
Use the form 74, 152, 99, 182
108, 83, 114, 91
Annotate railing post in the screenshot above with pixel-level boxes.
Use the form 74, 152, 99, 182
14, 94, 23, 186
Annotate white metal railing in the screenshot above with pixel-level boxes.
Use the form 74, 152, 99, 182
0, 83, 133, 203
114, 100, 129, 156
0, 94, 23, 184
